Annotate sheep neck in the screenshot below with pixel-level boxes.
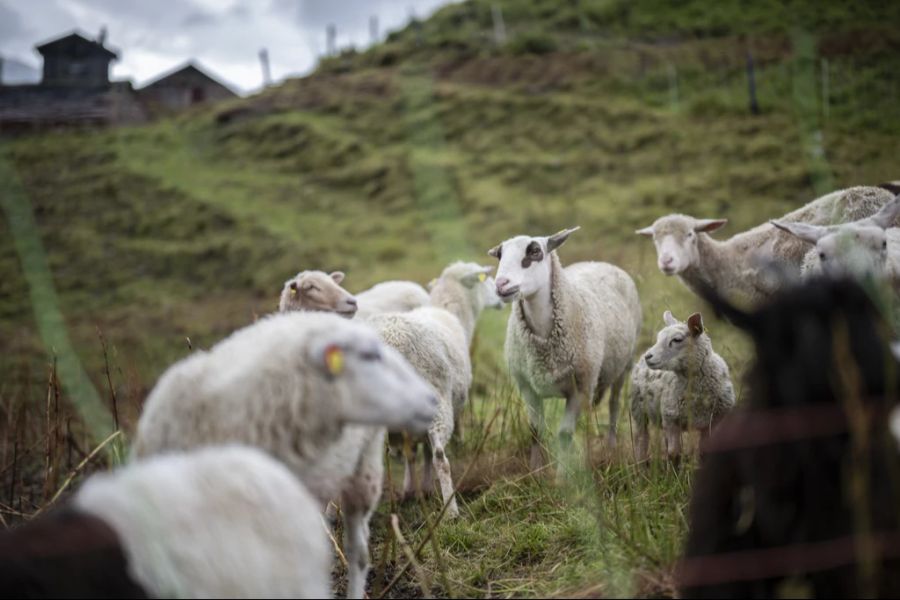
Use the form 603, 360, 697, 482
681, 233, 735, 295
520, 260, 556, 340
430, 280, 476, 345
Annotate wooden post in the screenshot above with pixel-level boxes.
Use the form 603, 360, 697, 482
370, 16, 379, 44
326, 24, 337, 57
491, 4, 507, 46
258, 48, 271, 87
668, 62, 679, 111
746, 47, 760, 115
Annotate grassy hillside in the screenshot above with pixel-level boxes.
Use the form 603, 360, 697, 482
1, 0, 899, 596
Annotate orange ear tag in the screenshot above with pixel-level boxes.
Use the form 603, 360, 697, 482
478, 273, 487, 283
325, 345, 344, 376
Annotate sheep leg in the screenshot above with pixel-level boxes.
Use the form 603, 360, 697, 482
401, 444, 418, 501
559, 393, 582, 448
664, 423, 683, 464
343, 507, 372, 599
428, 431, 458, 518
607, 373, 627, 449
521, 384, 547, 471
422, 442, 434, 496
634, 419, 650, 463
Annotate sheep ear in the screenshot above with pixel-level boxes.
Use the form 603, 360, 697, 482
330, 271, 345, 284
694, 219, 727, 233
461, 266, 492, 288
636, 226, 655, 237
687, 312, 704, 337
663, 310, 678, 326
487, 243, 502, 259
547, 226, 580, 252
770, 220, 827, 244
864, 194, 900, 229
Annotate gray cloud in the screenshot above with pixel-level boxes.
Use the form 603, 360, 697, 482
0, 0, 457, 94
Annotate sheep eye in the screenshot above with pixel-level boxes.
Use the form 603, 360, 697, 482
360, 349, 381, 361
526, 241, 542, 256
304, 284, 318, 293
819, 252, 827, 261
883, 240, 888, 249
669, 337, 684, 346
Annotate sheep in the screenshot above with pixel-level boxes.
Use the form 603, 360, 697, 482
630, 311, 735, 462
132, 311, 438, 599
677, 277, 900, 598
771, 193, 900, 283
0, 446, 331, 598
636, 186, 898, 303
488, 227, 642, 469
354, 280, 431, 320
365, 262, 498, 517
278, 270, 358, 317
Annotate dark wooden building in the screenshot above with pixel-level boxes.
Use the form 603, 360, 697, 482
137, 62, 237, 114
36, 31, 118, 88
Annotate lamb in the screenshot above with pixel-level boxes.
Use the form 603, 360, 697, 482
278, 270, 358, 317
354, 280, 431, 320
489, 227, 642, 469
132, 312, 438, 599
0, 446, 331, 598
677, 277, 900, 598
364, 262, 498, 517
636, 186, 898, 303
771, 193, 900, 283
630, 311, 735, 462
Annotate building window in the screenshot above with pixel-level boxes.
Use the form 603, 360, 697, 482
191, 87, 205, 103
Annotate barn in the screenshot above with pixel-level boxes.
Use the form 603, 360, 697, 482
137, 62, 237, 115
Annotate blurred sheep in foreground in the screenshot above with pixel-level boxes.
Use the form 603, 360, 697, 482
678, 277, 900, 598
0, 446, 330, 599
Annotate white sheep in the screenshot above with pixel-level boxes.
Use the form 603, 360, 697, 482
132, 312, 438, 599
364, 262, 497, 517
636, 186, 899, 302
278, 270, 358, 317
489, 227, 642, 469
771, 194, 900, 283
630, 311, 735, 462
1, 446, 330, 598
354, 280, 431, 320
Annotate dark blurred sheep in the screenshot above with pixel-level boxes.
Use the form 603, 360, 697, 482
678, 277, 900, 598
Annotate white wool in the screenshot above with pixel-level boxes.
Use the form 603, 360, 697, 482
491, 228, 642, 467
132, 311, 437, 599
637, 186, 898, 303
630, 312, 735, 461
354, 280, 430, 320
75, 446, 330, 599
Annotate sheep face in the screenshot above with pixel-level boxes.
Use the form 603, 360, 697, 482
488, 227, 579, 303
773, 220, 888, 279
279, 270, 358, 317
636, 215, 727, 276
643, 311, 705, 372
438, 261, 502, 310
306, 328, 438, 433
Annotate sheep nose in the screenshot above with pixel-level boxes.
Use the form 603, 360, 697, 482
645, 353, 653, 361
495, 277, 510, 293
661, 256, 674, 267
346, 296, 357, 307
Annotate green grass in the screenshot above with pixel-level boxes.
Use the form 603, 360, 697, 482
1, 0, 899, 596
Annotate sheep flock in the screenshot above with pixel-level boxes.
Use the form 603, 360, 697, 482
3, 184, 900, 598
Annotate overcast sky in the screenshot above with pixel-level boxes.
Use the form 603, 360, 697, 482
0, 0, 456, 94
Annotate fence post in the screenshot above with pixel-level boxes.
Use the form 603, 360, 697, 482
491, 4, 507, 46
746, 47, 760, 115
326, 24, 336, 57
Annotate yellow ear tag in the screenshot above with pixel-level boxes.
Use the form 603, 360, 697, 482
290, 287, 298, 296
325, 345, 344, 376
478, 272, 487, 283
